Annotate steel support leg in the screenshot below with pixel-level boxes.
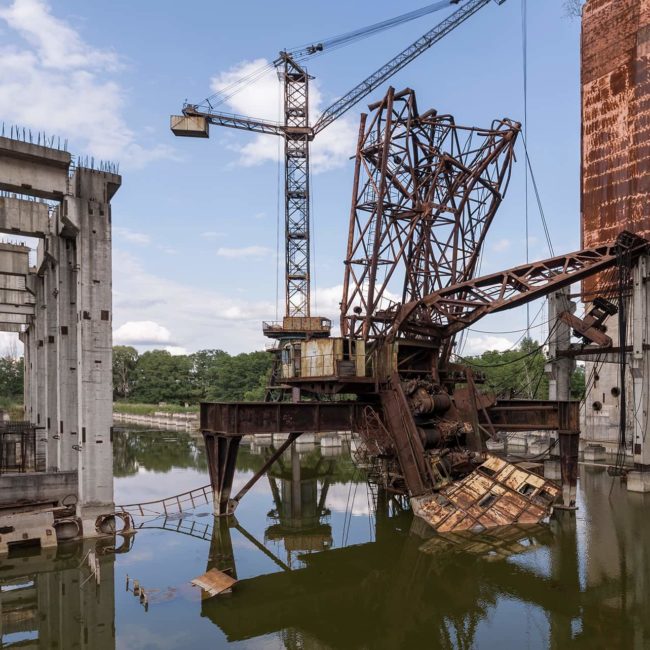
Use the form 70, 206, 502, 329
203, 433, 241, 516
558, 431, 579, 509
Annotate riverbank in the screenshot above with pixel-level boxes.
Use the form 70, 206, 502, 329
113, 408, 199, 431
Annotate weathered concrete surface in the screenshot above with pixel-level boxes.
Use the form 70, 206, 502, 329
0, 135, 70, 199
0, 510, 57, 555
0, 242, 29, 275
0, 196, 49, 237
0, 470, 77, 509
627, 470, 650, 492
0, 133, 121, 539
582, 0, 650, 296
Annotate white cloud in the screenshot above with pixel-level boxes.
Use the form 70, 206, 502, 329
112, 250, 276, 353
201, 231, 225, 239
0, 0, 174, 169
210, 58, 357, 172
113, 320, 173, 346
114, 227, 150, 245
462, 334, 514, 356
0, 0, 118, 71
492, 238, 511, 252
216, 245, 272, 259
163, 345, 187, 356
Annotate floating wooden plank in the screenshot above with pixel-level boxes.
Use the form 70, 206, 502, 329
191, 568, 237, 598
412, 455, 561, 533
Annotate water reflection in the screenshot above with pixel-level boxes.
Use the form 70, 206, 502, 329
2, 429, 649, 650
0, 539, 123, 649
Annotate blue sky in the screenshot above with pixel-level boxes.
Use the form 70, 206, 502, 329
0, 0, 582, 355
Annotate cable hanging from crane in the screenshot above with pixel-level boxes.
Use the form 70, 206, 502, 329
288, 0, 456, 61
200, 0, 459, 110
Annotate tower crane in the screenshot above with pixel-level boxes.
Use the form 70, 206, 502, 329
171, 0, 507, 342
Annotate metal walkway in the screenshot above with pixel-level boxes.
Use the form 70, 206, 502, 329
117, 484, 212, 518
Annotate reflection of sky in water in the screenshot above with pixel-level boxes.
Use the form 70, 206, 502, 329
4, 429, 649, 650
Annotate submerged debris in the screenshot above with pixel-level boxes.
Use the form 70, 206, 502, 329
191, 568, 237, 598
411, 455, 560, 533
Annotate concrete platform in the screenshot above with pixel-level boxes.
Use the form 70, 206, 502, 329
584, 444, 607, 462
627, 471, 650, 493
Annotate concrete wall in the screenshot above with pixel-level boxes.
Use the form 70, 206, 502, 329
0, 135, 121, 535
0, 470, 77, 509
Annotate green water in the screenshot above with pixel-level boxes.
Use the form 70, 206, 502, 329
1, 428, 649, 649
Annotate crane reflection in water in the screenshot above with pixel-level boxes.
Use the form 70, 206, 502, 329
4, 430, 649, 649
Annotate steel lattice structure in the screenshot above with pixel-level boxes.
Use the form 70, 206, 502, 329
341, 87, 519, 344
283, 55, 312, 317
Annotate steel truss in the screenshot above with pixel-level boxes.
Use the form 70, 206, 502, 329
341, 87, 519, 345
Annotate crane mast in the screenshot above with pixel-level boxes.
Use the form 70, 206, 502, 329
171, 0, 507, 340
281, 53, 312, 319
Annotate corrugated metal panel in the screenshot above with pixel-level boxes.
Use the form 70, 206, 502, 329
582, 0, 650, 295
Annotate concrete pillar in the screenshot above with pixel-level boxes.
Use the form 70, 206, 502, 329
34, 267, 47, 435
56, 215, 80, 474
545, 289, 576, 401
69, 168, 121, 534
44, 251, 60, 471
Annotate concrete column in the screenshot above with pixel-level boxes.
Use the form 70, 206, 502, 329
545, 288, 575, 401
34, 267, 47, 435
44, 250, 60, 471
630, 256, 650, 467
56, 213, 80, 474
70, 168, 121, 534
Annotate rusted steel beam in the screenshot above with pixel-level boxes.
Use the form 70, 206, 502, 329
200, 401, 366, 436
379, 374, 431, 497
230, 432, 301, 508
482, 400, 579, 433
392, 231, 649, 339
203, 434, 241, 516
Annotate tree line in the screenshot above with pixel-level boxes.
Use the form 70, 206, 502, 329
462, 338, 585, 400
0, 341, 586, 409
112, 347, 273, 404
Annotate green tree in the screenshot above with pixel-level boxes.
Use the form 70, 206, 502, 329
203, 351, 272, 402
131, 350, 195, 404
113, 346, 139, 399
570, 365, 586, 400
465, 338, 549, 399
0, 356, 24, 400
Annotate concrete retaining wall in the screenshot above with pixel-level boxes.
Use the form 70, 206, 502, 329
0, 470, 77, 509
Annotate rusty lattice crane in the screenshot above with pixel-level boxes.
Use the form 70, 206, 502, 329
199, 88, 650, 533
171, 0, 507, 341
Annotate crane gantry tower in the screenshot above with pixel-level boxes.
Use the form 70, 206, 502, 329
171, 0, 507, 341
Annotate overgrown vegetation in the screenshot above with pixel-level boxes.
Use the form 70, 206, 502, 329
462, 338, 585, 400
112, 346, 273, 405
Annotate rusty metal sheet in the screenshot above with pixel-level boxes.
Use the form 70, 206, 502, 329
191, 568, 237, 598
582, 0, 650, 296
483, 399, 579, 433
411, 455, 561, 533
417, 524, 551, 561
200, 401, 367, 435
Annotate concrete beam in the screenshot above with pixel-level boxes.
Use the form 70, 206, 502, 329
0, 242, 29, 275
0, 303, 34, 316
0, 288, 35, 305
0, 323, 23, 333
0, 197, 49, 238
0, 312, 30, 324
0, 274, 26, 291
0, 135, 70, 200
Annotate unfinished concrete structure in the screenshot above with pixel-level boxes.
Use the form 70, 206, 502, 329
0, 133, 120, 539
580, 0, 650, 484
